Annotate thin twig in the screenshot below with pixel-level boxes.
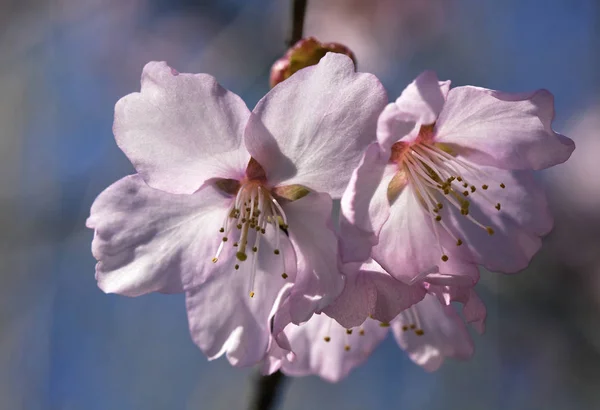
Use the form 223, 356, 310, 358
287, 0, 308, 47
248, 370, 287, 410
247, 3, 305, 409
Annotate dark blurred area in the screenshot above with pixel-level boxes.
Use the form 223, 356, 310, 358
1, 0, 599, 409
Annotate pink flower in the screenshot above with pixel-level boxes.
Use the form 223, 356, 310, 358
86, 53, 387, 366
264, 259, 485, 381
341, 71, 575, 283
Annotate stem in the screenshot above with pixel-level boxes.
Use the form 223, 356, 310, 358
287, 0, 308, 47
248, 371, 287, 410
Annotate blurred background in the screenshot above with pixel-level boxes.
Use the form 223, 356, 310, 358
1, 0, 599, 409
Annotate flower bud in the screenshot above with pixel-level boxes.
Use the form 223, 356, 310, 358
270, 37, 356, 88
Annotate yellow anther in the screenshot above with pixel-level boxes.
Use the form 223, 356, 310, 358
249, 291, 255, 298
486, 227, 495, 235
236, 252, 248, 261
456, 239, 463, 246
212, 257, 218, 263
495, 203, 501, 211
441, 254, 449, 262
324, 336, 331, 342
281, 273, 288, 279
379, 322, 390, 328
415, 329, 425, 336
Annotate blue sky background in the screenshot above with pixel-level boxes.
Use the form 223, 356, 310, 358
1, 0, 599, 409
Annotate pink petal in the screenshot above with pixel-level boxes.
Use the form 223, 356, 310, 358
114, 61, 251, 194
244, 53, 387, 198
462, 289, 486, 334
325, 259, 426, 329
376, 103, 419, 153
371, 185, 452, 284
423, 260, 481, 307
440, 167, 553, 273
185, 223, 297, 367
377, 72, 451, 151
395, 71, 449, 125
86, 175, 233, 296
339, 143, 396, 263
283, 191, 345, 321
435, 87, 575, 171
392, 294, 474, 372
323, 263, 377, 329
277, 314, 388, 382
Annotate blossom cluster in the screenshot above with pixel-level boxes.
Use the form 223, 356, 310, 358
87, 53, 574, 381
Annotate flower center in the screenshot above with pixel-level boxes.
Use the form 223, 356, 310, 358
390, 130, 505, 262
212, 181, 289, 298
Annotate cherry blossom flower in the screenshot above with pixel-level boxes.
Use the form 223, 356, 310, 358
341, 71, 575, 284
86, 53, 387, 366
264, 259, 485, 380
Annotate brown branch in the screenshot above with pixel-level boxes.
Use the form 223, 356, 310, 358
287, 0, 308, 47
248, 370, 287, 410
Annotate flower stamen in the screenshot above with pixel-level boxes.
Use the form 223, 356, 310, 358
399, 306, 425, 336
212, 180, 289, 298
391, 139, 506, 261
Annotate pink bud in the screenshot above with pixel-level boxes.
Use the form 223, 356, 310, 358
270, 37, 356, 88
